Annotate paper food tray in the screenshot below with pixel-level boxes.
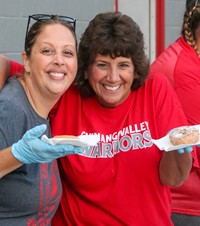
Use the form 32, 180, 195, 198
41, 134, 100, 148
151, 125, 200, 152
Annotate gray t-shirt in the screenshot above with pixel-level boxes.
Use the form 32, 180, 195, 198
0, 78, 62, 225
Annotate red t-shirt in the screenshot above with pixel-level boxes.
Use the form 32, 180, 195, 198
50, 72, 197, 226
151, 36, 200, 216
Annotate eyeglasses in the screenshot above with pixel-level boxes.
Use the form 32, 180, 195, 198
25, 14, 76, 41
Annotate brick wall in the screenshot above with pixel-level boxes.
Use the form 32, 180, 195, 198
0, 0, 114, 62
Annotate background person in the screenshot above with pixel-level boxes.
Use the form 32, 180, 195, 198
0, 14, 81, 225
151, 0, 200, 225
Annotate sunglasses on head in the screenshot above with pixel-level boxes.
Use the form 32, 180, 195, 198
25, 14, 76, 41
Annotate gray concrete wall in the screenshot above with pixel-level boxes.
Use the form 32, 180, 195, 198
165, 0, 185, 47
0, 0, 115, 62
0, 0, 188, 62
118, 0, 156, 62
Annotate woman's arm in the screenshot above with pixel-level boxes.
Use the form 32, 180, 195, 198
0, 125, 82, 179
0, 147, 23, 179
0, 54, 23, 90
0, 54, 11, 89
159, 150, 193, 186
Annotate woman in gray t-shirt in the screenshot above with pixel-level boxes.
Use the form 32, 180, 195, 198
0, 14, 81, 225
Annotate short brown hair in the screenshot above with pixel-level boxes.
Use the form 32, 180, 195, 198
75, 11, 149, 97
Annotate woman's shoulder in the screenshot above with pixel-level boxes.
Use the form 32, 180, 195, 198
0, 78, 25, 111
58, 84, 81, 103
146, 71, 169, 83
144, 71, 175, 95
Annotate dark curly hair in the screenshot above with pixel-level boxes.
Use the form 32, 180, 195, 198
75, 11, 149, 97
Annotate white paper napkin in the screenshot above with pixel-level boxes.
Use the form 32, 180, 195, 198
151, 125, 200, 152
41, 134, 100, 148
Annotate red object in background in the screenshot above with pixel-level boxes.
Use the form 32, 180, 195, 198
115, 0, 118, 12
156, 0, 165, 57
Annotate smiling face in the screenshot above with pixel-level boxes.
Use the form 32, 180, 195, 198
23, 23, 77, 99
85, 54, 135, 108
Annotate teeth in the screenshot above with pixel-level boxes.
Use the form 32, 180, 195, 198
104, 85, 120, 91
50, 72, 64, 77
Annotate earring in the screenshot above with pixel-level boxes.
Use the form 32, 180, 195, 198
24, 63, 30, 73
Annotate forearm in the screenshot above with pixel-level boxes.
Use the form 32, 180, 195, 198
0, 54, 10, 90
0, 147, 23, 179
159, 151, 193, 186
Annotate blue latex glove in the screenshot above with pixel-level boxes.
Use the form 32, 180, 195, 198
11, 124, 83, 164
176, 146, 193, 154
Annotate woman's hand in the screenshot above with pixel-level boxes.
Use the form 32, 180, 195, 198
11, 124, 83, 163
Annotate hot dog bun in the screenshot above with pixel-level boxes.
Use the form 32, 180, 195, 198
169, 126, 199, 146
54, 135, 78, 139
